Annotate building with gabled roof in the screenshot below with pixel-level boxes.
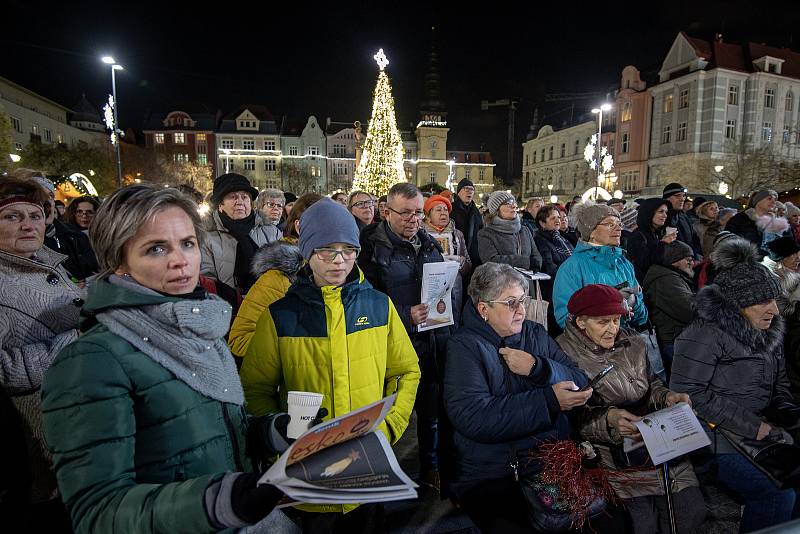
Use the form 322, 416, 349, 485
215, 105, 281, 189
143, 104, 220, 176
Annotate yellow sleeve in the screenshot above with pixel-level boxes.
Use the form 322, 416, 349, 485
228, 271, 290, 357
240, 308, 282, 417
382, 300, 421, 443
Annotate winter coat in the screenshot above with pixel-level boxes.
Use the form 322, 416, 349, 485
451, 196, 484, 266
0, 247, 82, 503
553, 241, 648, 329
777, 272, 800, 398
725, 209, 763, 253
667, 207, 702, 258
520, 211, 538, 238
671, 284, 798, 453
228, 241, 303, 357
241, 267, 420, 512
534, 228, 574, 278
556, 322, 698, 499
693, 217, 721, 258
41, 279, 249, 534
643, 264, 695, 344
477, 218, 542, 271
201, 210, 282, 289
625, 198, 669, 281
444, 300, 588, 495
359, 221, 452, 354
43, 219, 99, 281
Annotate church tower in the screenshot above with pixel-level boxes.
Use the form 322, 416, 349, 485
415, 27, 450, 187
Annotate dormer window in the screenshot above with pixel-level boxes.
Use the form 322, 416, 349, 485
753, 56, 784, 75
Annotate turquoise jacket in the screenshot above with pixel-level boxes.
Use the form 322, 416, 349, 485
552, 241, 648, 328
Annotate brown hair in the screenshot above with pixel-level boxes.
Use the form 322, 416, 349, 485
0, 176, 50, 217
535, 204, 558, 226
283, 193, 324, 240
65, 195, 101, 227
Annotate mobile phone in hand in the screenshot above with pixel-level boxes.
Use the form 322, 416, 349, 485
579, 364, 615, 392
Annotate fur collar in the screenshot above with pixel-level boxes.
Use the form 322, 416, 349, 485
777, 270, 800, 316
694, 283, 785, 353
250, 240, 303, 278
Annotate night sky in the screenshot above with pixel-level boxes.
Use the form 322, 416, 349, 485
3, 0, 800, 181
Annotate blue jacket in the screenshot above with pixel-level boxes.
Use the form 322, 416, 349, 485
552, 241, 648, 328
443, 300, 588, 494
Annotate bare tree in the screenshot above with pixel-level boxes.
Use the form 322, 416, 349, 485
282, 162, 317, 194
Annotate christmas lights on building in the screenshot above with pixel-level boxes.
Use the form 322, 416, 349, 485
352, 49, 407, 195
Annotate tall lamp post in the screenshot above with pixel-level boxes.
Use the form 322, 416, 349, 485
591, 103, 612, 199
102, 56, 124, 188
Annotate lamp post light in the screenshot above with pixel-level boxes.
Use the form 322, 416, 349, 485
222, 148, 231, 173
102, 56, 124, 188
590, 103, 613, 200
714, 165, 727, 195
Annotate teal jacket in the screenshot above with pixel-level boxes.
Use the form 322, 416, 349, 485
552, 241, 648, 328
41, 280, 249, 534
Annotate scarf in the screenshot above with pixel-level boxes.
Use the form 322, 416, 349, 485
542, 229, 573, 257
488, 214, 522, 235
96, 275, 244, 405
219, 210, 257, 292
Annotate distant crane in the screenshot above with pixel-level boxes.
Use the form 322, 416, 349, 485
481, 98, 519, 182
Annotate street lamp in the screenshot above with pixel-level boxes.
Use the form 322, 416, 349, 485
102, 56, 124, 188
714, 165, 727, 195
222, 148, 231, 173
591, 103, 612, 199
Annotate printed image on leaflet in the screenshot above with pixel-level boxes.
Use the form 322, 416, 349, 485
286, 432, 405, 490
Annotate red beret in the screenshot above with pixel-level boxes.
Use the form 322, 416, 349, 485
567, 284, 628, 317
424, 195, 452, 214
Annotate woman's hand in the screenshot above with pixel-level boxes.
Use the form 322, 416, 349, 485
551, 381, 592, 411
665, 392, 691, 407
660, 232, 678, 244
607, 408, 642, 438
499, 348, 536, 376
757, 422, 772, 441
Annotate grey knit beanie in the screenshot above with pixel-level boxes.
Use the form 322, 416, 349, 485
661, 240, 694, 266
785, 202, 800, 219
749, 189, 777, 208
576, 204, 619, 241
298, 198, 361, 260
712, 238, 782, 309
620, 203, 639, 229
486, 191, 516, 214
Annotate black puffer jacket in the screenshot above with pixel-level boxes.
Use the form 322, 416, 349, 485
43, 219, 99, 281
625, 198, 669, 281
671, 285, 797, 452
642, 264, 695, 344
451, 196, 484, 266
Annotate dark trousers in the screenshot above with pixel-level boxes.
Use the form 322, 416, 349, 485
625, 485, 706, 534
659, 342, 674, 383
416, 355, 439, 473
284, 503, 384, 534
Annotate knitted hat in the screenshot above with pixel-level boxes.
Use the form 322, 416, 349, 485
692, 196, 707, 209
619, 203, 639, 229
486, 191, 516, 214
212, 173, 258, 205
785, 202, 800, 219
424, 194, 452, 214
712, 230, 738, 248
440, 189, 453, 200
749, 189, 777, 208
711, 238, 782, 308
662, 183, 688, 198
567, 284, 628, 317
457, 178, 474, 193
576, 203, 619, 241
661, 240, 694, 266
284, 192, 298, 204
31, 175, 55, 194
607, 198, 626, 207
298, 198, 361, 260
766, 236, 800, 261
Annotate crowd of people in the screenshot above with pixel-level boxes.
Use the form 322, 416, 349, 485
3, 166, 800, 534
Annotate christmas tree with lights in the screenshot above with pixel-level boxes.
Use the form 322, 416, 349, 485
352, 49, 407, 195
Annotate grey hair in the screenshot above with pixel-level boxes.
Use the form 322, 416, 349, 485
348, 190, 371, 207
256, 188, 284, 210
467, 262, 529, 304
90, 185, 204, 276
387, 182, 421, 202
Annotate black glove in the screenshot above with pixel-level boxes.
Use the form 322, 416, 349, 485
230, 472, 284, 525
247, 413, 292, 465
310, 407, 328, 428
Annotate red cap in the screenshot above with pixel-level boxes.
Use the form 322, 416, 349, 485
424, 194, 452, 214
567, 284, 628, 317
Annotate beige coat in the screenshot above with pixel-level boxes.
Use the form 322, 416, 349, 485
0, 246, 83, 502
556, 321, 698, 499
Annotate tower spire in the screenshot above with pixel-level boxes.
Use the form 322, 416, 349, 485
420, 26, 447, 124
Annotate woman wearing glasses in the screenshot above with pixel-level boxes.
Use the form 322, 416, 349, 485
443, 262, 596, 533
477, 191, 542, 273
348, 190, 376, 231
241, 199, 420, 531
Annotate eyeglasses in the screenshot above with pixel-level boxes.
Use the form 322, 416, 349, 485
460, 186, 475, 193
313, 247, 360, 262
501, 202, 518, 210
386, 206, 425, 220
597, 220, 623, 230
486, 295, 532, 311
265, 201, 284, 209
351, 200, 376, 209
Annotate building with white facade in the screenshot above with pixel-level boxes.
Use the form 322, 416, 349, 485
279, 116, 327, 194
325, 120, 361, 192
215, 105, 281, 189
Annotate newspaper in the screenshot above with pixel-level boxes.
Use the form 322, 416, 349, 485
418, 261, 460, 332
633, 402, 711, 465
258, 395, 418, 505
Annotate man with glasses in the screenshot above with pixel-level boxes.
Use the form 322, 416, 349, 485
242, 198, 420, 530
662, 183, 702, 259
451, 178, 484, 267
359, 182, 451, 492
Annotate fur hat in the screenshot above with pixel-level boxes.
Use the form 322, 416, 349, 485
711, 238, 782, 309
575, 203, 619, 241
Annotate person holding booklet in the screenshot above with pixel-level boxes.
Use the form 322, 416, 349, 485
242, 198, 420, 532
556, 284, 705, 534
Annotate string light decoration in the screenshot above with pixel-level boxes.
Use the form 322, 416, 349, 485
352, 49, 407, 195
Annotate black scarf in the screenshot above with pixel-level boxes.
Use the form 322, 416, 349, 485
219, 210, 257, 292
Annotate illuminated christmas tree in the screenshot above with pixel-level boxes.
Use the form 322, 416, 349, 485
352, 49, 407, 195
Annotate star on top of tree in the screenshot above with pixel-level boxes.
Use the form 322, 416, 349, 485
374, 49, 389, 71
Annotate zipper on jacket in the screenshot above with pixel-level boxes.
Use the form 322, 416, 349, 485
222, 405, 245, 472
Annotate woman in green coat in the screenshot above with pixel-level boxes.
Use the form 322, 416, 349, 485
42, 185, 286, 534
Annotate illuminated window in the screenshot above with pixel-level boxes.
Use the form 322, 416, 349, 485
621, 101, 632, 122
663, 94, 673, 113
174, 153, 189, 162
174, 133, 186, 144
197, 154, 208, 165
154, 133, 165, 144
196, 133, 207, 141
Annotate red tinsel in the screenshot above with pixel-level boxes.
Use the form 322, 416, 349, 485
526, 440, 620, 530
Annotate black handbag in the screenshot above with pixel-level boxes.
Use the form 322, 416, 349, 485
519, 471, 607, 533
717, 427, 800, 490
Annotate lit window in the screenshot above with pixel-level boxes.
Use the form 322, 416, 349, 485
174, 133, 186, 144
677, 122, 687, 142
243, 140, 255, 150
57, 133, 64, 144
663, 94, 673, 113
197, 154, 208, 165
155, 133, 165, 144
196, 133, 206, 141
244, 159, 255, 170
621, 101, 632, 122
662, 125, 672, 144
725, 120, 736, 139
728, 85, 739, 105
765, 88, 775, 108
174, 153, 189, 162
679, 89, 689, 109
31, 123, 40, 135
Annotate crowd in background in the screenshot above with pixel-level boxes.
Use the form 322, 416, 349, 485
3, 167, 800, 534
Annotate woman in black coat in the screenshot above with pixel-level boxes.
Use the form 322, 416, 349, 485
534, 205, 574, 278
625, 198, 676, 281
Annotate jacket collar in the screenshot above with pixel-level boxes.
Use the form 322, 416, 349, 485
370, 220, 439, 253
291, 264, 372, 306
0, 245, 68, 271
461, 298, 524, 349
562, 319, 632, 357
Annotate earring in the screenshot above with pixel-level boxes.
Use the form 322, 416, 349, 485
482, 315, 488, 322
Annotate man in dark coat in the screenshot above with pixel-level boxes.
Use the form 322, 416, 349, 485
359, 182, 450, 490
662, 183, 702, 258
450, 178, 483, 267
726, 189, 778, 258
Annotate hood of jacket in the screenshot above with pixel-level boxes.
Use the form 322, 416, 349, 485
250, 240, 304, 278
695, 283, 784, 354
636, 197, 670, 236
